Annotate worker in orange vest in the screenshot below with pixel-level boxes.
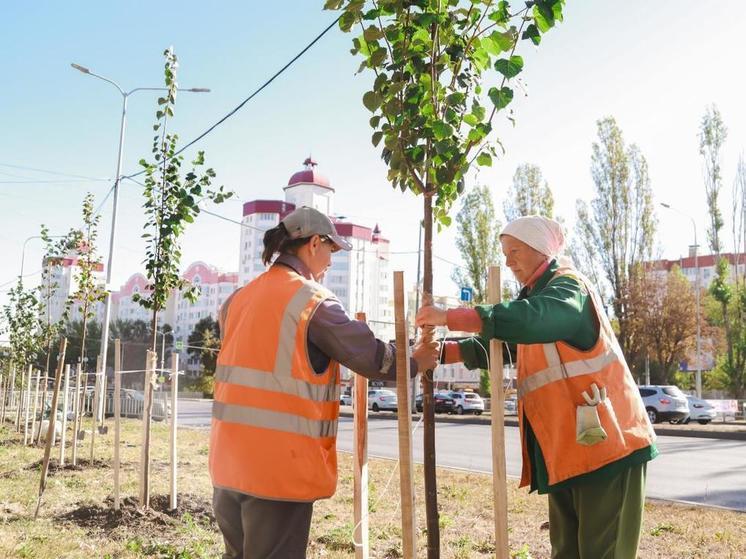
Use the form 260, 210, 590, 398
417, 215, 657, 558
210, 206, 439, 559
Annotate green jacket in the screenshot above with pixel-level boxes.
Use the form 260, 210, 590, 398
458, 259, 657, 494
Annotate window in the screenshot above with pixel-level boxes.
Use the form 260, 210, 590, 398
639, 388, 656, 397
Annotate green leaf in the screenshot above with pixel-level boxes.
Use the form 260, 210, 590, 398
488, 86, 513, 110
522, 24, 541, 45
445, 92, 465, 107
494, 55, 524, 78
490, 30, 514, 52
432, 121, 453, 140
476, 152, 493, 167
362, 91, 381, 112
372, 131, 383, 147
533, 2, 555, 33
471, 46, 490, 72
464, 113, 479, 126
363, 25, 383, 42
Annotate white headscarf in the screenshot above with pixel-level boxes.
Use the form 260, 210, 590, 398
500, 215, 565, 258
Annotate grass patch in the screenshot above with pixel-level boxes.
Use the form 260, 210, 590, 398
1, 417, 746, 558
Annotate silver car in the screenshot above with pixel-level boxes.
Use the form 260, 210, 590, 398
368, 389, 397, 412
681, 395, 717, 425
638, 385, 689, 424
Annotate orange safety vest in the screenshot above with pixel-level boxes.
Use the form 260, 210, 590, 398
209, 264, 341, 502
517, 268, 655, 488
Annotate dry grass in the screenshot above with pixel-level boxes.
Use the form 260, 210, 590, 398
0, 419, 744, 558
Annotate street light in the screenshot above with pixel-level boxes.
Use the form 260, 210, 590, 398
660, 202, 702, 397
20, 234, 66, 281
71, 62, 209, 420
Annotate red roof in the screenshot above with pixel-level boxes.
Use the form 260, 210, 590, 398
650, 252, 746, 270
242, 200, 295, 217
285, 168, 332, 189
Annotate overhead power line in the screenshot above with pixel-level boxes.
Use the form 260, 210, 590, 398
0, 162, 110, 182
123, 14, 342, 182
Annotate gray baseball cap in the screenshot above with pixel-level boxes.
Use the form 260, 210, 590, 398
281, 206, 352, 251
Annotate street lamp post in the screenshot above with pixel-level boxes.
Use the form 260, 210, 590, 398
71, 63, 209, 420
661, 202, 702, 397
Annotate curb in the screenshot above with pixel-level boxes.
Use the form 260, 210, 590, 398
338, 410, 746, 441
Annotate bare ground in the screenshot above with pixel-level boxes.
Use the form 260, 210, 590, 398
0, 418, 744, 558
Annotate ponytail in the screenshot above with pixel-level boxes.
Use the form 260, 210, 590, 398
262, 222, 312, 265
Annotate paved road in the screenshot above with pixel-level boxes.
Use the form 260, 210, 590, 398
178, 399, 746, 511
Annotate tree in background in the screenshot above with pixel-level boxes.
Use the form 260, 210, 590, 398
626, 266, 696, 384
1, 279, 41, 375
327, 2, 565, 548
451, 185, 501, 304
573, 116, 656, 356
503, 162, 554, 221
699, 104, 727, 256
187, 316, 220, 376
707, 258, 746, 398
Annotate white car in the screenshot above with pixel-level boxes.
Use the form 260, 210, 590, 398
368, 389, 397, 412
681, 395, 717, 425
340, 393, 353, 406
448, 391, 485, 415
638, 385, 689, 424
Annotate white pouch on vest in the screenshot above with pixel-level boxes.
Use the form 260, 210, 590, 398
576, 383, 608, 446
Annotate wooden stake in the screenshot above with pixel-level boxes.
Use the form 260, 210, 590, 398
16, 366, 25, 432
353, 312, 369, 559
169, 352, 179, 510
8, 364, 16, 425
59, 365, 71, 465
393, 271, 416, 558
89, 355, 101, 463
140, 350, 156, 508
72, 364, 83, 465
23, 365, 32, 445
113, 339, 121, 511
35, 367, 47, 445
30, 370, 40, 443
35, 338, 67, 520
488, 267, 509, 559
0, 375, 5, 425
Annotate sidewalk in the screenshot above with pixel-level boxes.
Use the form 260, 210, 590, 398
339, 407, 746, 441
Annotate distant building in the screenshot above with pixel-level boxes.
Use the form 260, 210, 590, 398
238, 157, 395, 345
648, 246, 746, 289
39, 251, 105, 324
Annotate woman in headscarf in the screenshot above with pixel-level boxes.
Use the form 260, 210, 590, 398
417, 215, 657, 559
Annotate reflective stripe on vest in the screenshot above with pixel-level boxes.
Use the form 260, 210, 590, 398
215, 365, 340, 403
213, 401, 338, 438
517, 344, 619, 399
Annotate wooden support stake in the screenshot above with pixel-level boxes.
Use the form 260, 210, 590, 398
393, 271, 416, 559
113, 340, 121, 510
0, 375, 5, 425
35, 368, 48, 445
24, 365, 32, 445
89, 355, 102, 463
488, 267, 509, 559
59, 365, 71, 465
35, 338, 67, 520
169, 352, 179, 510
352, 312, 370, 559
140, 350, 156, 508
31, 371, 40, 443
16, 366, 25, 432
72, 363, 82, 465
8, 364, 16, 425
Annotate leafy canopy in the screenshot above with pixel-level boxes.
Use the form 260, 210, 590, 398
325, 0, 564, 226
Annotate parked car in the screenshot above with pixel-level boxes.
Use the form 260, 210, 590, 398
340, 392, 353, 406
368, 389, 397, 412
104, 388, 169, 421
638, 385, 689, 424
680, 395, 717, 425
448, 391, 485, 415
415, 392, 455, 414
503, 396, 518, 416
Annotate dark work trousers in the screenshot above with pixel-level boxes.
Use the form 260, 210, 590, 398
548, 463, 647, 559
213, 486, 314, 559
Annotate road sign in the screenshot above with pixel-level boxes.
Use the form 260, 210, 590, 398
174, 340, 184, 351
460, 287, 473, 303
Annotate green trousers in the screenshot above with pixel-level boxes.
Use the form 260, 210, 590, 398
548, 463, 647, 559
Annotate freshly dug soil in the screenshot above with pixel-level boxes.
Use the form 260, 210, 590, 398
56, 493, 215, 538
26, 457, 110, 474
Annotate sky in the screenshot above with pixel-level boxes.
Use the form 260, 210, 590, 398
2, 1, 746, 315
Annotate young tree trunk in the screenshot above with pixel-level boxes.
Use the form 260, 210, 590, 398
421, 194, 439, 557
